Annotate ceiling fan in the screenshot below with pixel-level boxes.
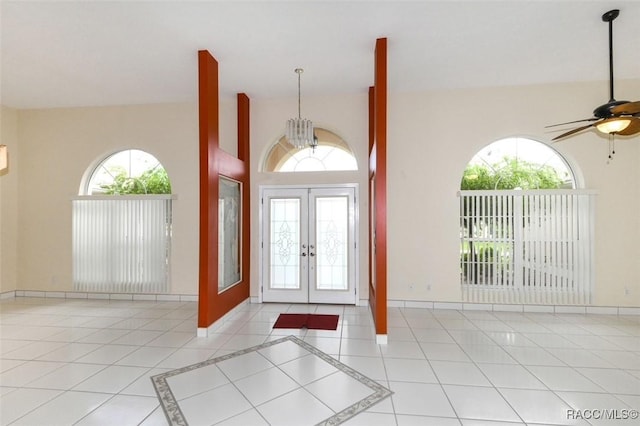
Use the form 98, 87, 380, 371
548, 9, 640, 141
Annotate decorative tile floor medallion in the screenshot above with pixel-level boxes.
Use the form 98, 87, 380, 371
152, 335, 393, 426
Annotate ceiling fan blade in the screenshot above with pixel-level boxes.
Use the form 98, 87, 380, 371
552, 122, 597, 141
617, 117, 640, 136
545, 118, 598, 128
611, 101, 640, 115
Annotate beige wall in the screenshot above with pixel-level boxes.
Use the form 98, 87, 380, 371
4, 78, 640, 306
15, 103, 200, 294
386, 79, 640, 307
1, 107, 19, 293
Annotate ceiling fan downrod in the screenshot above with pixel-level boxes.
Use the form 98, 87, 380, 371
602, 9, 619, 103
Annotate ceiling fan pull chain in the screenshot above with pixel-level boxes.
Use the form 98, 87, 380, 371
612, 137, 616, 156
607, 134, 616, 160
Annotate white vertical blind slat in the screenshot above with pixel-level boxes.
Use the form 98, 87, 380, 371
72, 197, 171, 293
460, 190, 595, 305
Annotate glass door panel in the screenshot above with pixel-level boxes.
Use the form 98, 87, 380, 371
262, 189, 308, 303
314, 196, 348, 290
270, 198, 301, 290
309, 189, 355, 304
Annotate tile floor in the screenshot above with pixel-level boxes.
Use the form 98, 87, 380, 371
152, 335, 391, 425
0, 297, 638, 425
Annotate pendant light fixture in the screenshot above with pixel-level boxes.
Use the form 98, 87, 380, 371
285, 68, 314, 149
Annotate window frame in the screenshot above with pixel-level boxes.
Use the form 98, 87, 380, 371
263, 128, 358, 173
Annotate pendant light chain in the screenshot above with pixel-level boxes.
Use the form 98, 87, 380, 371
297, 68, 302, 119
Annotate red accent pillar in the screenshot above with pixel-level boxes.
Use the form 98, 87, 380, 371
237, 94, 251, 308
198, 50, 220, 327
198, 50, 251, 330
369, 38, 388, 337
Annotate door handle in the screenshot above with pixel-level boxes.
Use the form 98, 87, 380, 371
309, 252, 315, 257
301, 252, 307, 257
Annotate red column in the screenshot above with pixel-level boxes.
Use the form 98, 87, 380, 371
369, 38, 388, 337
198, 50, 220, 327
198, 50, 251, 329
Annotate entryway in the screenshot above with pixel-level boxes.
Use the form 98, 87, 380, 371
261, 186, 357, 304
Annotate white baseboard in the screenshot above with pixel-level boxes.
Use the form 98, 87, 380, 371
0, 290, 16, 300
3, 291, 637, 316
388, 299, 640, 315
5, 290, 197, 302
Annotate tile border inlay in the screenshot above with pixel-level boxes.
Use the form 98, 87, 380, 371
151, 335, 392, 426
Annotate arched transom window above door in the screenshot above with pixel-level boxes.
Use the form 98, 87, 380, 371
263, 128, 358, 172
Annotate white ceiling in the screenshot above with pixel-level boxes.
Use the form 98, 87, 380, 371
2, 1, 639, 109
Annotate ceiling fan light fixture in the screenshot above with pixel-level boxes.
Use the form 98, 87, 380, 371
285, 68, 314, 149
596, 117, 631, 135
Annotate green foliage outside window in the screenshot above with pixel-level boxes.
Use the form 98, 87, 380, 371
100, 166, 171, 195
460, 156, 567, 282
461, 156, 565, 190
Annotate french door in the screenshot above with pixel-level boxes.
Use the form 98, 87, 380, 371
261, 187, 356, 304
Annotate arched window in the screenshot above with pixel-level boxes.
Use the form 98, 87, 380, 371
462, 137, 576, 190
85, 149, 171, 195
263, 128, 357, 172
459, 137, 594, 306
73, 149, 172, 294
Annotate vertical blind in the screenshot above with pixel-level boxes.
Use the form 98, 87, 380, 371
460, 190, 595, 305
72, 196, 172, 293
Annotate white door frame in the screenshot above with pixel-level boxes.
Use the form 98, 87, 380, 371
258, 183, 359, 304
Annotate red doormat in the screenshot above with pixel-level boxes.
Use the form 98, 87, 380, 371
273, 313, 340, 330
